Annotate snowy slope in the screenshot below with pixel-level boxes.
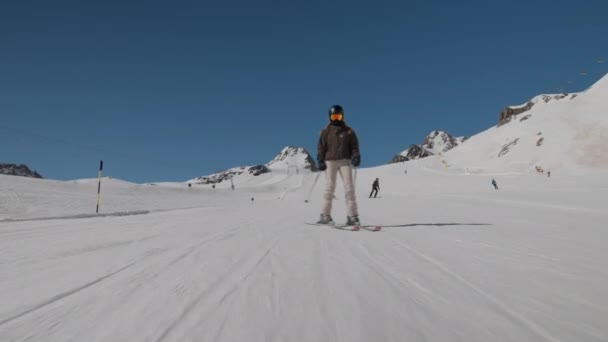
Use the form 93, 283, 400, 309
438, 73, 608, 173
511, 93, 578, 109
1, 161, 608, 341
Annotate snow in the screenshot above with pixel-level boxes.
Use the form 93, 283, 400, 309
397, 131, 465, 158
184, 147, 313, 187
440, 73, 608, 173
1, 159, 608, 341
1, 73, 607, 342
266, 146, 314, 171
509, 93, 579, 109
424, 131, 463, 155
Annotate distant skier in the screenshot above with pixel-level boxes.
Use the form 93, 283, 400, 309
547, 171, 551, 178
369, 178, 380, 198
315, 104, 361, 226
491, 179, 499, 190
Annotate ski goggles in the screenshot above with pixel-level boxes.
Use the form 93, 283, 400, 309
330, 113, 343, 121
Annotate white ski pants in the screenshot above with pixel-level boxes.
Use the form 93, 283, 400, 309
321, 159, 359, 217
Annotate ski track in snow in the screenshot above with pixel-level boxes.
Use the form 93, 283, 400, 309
392, 239, 561, 342
442, 194, 608, 215
0, 262, 137, 327
1, 166, 608, 342
155, 236, 281, 341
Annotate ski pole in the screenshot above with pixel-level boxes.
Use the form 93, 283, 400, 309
305, 172, 321, 203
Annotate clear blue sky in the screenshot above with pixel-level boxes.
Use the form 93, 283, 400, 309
2, 0, 607, 183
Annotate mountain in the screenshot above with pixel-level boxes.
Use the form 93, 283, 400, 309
189, 146, 316, 185
0, 163, 43, 178
266, 146, 317, 171
188, 165, 270, 185
391, 131, 467, 163
428, 73, 608, 173
194, 73, 608, 182
497, 93, 578, 126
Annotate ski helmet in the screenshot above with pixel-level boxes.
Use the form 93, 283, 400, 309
328, 104, 344, 122
328, 104, 344, 115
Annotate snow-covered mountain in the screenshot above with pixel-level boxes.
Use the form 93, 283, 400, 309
498, 93, 579, 126
0, 163, 43, 178
189, 165, 270, 185
391, 131, 467, 163
429, 73, 608, 173
189, 146, 315, 185
266, 146, 317, 171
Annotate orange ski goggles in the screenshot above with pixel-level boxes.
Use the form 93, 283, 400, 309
330, 113, 343, 121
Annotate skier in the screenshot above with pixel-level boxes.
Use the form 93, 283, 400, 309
547, 171, 551, 178
316, 104, 361, 226
491, 179, 499, 190
369, 178, 380, 198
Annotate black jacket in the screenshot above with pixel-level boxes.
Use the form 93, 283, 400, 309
317, 123, 360, 162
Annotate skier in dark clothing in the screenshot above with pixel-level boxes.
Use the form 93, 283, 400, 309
491, 179, 498, 190
369, 178, 380, 198
315, 104, 361, 226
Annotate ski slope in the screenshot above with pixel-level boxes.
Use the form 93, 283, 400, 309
1, 162, 607, 342
442, 73, 608, 174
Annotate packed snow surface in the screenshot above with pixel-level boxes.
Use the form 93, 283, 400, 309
1, 161, 607, 341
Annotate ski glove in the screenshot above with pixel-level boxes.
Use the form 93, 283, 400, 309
318, 161, 327, 171
351, 155, 360, 167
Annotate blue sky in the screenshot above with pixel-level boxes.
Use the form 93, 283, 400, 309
2, 0, 607, 183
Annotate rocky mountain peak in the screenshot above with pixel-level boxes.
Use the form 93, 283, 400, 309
0, 163, 43, 178
390, 131, 466, 163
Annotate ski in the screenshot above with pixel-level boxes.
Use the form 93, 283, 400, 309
334, 225, 360, 231
359, 225, 382, 231
305, 223, 359, 231
305, 223, 381, 231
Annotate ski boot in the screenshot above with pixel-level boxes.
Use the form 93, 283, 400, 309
316, 214, 335, 225
346, 215, 361, 226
